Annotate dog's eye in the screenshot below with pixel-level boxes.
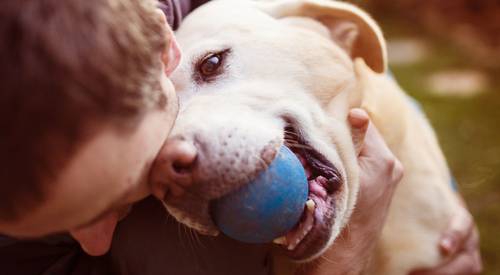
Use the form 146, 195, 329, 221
199, 54, 222, 76
195, 49, 230, 83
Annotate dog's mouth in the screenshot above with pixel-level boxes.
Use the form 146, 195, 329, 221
274, 125, 343, 260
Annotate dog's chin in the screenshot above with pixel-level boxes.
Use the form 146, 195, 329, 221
274, 125, 344, 261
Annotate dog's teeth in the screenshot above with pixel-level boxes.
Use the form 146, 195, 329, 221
287, 239, 300, 251
273, 236, 287, 245
306, 224, 313, 233
305, 167, 312, 179
316, 176, 327, 184
306, 199, 316, 212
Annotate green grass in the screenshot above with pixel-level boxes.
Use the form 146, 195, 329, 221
387, 33, 500, 274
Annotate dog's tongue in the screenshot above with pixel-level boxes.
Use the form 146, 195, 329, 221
69, 212, 119, 256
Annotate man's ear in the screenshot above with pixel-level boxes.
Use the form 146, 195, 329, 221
155, 8, 182, 76
256, 0, 387, 73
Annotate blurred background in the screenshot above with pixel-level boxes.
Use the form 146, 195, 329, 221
346, 0, 500, 274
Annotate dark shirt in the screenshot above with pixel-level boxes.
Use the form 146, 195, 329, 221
0, 234, 110, 275
0, 1, 272, 274
157, 0, 212, 30
157, 0, 191, 30
0, 199, 272, 275
110, 198, 271, 275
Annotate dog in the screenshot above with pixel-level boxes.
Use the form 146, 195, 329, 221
156, 0, 462, 274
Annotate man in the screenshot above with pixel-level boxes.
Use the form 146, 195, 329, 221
0, 0, 480, 274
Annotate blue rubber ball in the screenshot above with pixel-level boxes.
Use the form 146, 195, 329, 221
212, 146, 308, 243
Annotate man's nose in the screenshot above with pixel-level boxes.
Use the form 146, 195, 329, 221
151, 137, 198, 200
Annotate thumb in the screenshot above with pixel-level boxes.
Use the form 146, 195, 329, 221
348, 108, 370, 156
440, 205, 473, 256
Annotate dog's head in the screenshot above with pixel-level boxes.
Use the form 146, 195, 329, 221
152, 0, 386, 261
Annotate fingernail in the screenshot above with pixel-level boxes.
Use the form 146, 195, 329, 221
441, 237, 456, 255
350, 108, 366, 118
349, 109, 368, 127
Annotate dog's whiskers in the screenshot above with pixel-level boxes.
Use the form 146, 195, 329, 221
320, 254, 341, 265
283, 139, 300, 144
188, 227, 205, 249
183, 223, 195, 250
251, 154, 270, 170
177, 221, 189, 250
285, 143, 314, 151
284, 130, 300, 137
283, 136, 299, 143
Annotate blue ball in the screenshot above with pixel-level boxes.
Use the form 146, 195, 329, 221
212, 146, 308, 243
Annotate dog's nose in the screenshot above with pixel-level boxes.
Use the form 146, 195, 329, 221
151, 137, 198, 200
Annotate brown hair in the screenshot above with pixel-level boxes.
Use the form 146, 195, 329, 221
0, 0, 168, 220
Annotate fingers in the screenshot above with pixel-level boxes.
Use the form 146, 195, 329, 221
355, 114, 393, 161
322, 109, 405, 275
348, 108, 404, 197
410, 228, 482, 275
440, 205, 474, 256
410, 213, 482, 275
389, 157, 404, 186
348, 108, 389, 159
410, 251, 481, 275
348, 108, 369, 156
348, 108, 403, 223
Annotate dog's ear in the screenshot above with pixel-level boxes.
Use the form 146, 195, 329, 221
257, 0, 387, 73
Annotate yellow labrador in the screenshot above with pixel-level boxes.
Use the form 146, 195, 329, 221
161, 0, 461, 274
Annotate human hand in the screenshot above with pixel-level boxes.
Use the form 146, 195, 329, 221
302, 108, 404, 275
409, 201, 482, 275
348, 108, 404, 229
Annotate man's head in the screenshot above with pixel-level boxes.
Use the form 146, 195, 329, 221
0, 0, 180, 255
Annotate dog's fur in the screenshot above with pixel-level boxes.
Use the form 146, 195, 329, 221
164, 0, 461, 274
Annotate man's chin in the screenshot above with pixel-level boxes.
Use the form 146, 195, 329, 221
70, 210, 122, 256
